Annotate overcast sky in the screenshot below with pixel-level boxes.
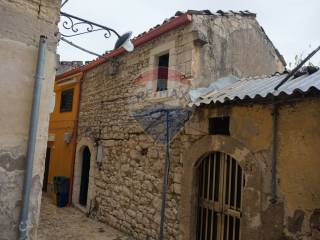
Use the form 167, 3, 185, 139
58, 0, 320, 67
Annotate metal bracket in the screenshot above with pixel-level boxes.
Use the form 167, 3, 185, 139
60, 11, 120, 39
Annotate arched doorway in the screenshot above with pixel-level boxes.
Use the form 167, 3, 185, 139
79, 146, 91, 206
196, 152, 245, 240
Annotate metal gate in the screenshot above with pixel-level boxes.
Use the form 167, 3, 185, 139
196, 152, 244, 240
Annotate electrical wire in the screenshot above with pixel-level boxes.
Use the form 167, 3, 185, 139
60, 37, 103, 57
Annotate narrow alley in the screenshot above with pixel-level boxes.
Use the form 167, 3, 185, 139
38, 196, 129, 240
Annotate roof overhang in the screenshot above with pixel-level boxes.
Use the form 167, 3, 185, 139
56, 13, 192, 81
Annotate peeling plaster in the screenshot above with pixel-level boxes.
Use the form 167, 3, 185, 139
0, 149, 25, 172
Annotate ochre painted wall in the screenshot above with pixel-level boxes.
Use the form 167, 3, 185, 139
47, 74, 82, 198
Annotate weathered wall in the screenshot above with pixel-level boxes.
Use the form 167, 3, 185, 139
182, 104, 274, 240
0, 1, 60, 239
76, 23, 194, 240
75, 13, 288, 240
191, 14, 286, 88
277, 99, 320, 239
182, 98, 320, 240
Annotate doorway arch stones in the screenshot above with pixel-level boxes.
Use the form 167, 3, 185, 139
72, 137, 96, 213
179, 135, 263, 240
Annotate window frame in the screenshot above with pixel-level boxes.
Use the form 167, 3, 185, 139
60, 88, 74, 113
149, 41, 176, 93
156, 53, 170, 92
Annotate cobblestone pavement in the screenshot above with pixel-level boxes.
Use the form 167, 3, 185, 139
38, 196, 130, 240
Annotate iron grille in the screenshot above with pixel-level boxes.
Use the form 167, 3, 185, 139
197, 152, 244, 240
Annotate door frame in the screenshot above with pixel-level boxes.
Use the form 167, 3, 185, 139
79, 146, 91, 206
42, 146, 51, 192
72, 137, 96, 213
195, 152, 244, 240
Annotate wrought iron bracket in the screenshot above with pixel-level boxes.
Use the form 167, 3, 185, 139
60, 11, 121, 39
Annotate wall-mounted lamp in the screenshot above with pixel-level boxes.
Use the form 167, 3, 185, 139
64, 132, 73, 144
96, 144, 103, 169
114, 31, 134, 52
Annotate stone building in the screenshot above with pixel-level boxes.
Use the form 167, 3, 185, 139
56, 10, 287, 239
0, 0, 60, 239
185, 67, 320, 240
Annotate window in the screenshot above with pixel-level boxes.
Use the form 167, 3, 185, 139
209, 117, 230, 135
156, 53, 169, 91
60, 88, 74, 112
196, 152, 244, 240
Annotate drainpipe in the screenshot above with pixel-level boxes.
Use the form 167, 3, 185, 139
19, 35, 47, 240
159, 109, 170, 240
271, 100, 278, 203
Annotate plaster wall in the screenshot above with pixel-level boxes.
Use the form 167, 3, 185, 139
277, 100, 320, 239
191, 14, 286, 88
0, 1, 60, 239
183, 98, 320, 240
182, 104, 273, 239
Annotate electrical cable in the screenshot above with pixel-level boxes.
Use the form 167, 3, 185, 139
60, 37, 103, 57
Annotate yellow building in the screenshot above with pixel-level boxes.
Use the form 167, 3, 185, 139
43, 72, 82, 203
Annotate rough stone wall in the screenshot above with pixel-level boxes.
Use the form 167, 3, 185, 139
191, 14, 286, 88
0, 1, 60, 239
182, 98, 320, 240
77, 24, 194, 240
76, 14, 288, 240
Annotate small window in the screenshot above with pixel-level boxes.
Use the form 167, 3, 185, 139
209, 117, 230, 135
157, 53, 169, 91
60, 88, 74, 112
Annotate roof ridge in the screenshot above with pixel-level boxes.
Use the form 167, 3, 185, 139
185, 9, 256, 17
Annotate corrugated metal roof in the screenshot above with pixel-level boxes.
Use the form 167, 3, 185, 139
191, 69, 320, 106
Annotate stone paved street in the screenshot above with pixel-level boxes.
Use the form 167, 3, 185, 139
38, 196, 130, 240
